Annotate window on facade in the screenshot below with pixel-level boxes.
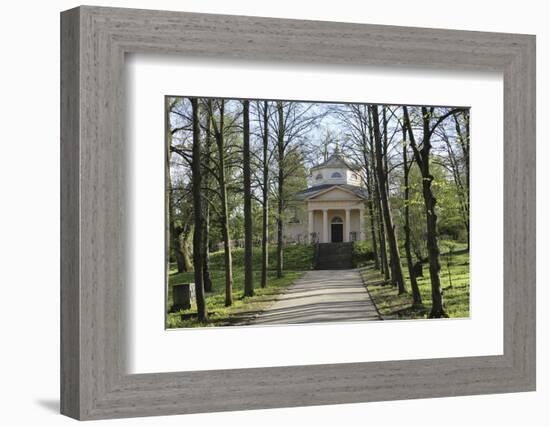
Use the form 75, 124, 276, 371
331, 216, 343, 223
331, 172, 342, 178
315, 173, 323, 180
288, 206, 299, 223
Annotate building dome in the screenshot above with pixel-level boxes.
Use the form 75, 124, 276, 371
308, 146, 362, 187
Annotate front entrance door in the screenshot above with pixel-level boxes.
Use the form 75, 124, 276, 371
331, 223, 343, 242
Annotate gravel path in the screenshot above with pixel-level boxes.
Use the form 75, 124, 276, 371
247, 269, 380, 325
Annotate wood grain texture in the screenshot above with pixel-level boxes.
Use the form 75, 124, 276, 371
60, 6, 536, 420
60, 7, 80, 419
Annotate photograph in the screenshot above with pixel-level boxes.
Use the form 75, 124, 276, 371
165, 97, 470, 328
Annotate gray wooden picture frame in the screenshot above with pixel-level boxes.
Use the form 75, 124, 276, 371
60, 5, 536, 421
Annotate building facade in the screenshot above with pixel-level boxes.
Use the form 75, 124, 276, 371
286, 147, 368, 244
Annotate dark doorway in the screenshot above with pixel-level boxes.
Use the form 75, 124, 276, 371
331, 223, 343, 242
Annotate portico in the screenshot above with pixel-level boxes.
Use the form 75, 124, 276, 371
307, 208, 365, 243
306, 198, 366, 243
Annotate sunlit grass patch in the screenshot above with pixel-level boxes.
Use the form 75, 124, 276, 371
362, 249, 470, 319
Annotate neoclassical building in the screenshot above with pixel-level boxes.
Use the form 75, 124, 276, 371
285, 147, 368, 244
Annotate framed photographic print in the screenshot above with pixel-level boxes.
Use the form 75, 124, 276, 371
61, 5, 536, 420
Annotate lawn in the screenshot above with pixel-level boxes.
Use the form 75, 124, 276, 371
166, 244, 313, 328
361, 247, 470, 319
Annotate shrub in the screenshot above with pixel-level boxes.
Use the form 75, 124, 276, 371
352, 241, 376, 267
200, 244, 314, 272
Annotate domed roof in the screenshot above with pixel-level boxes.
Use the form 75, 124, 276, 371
310, 145, 360, 172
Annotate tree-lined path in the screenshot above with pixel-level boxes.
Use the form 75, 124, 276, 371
167, 97, 471, 327
245, 270, 380, 325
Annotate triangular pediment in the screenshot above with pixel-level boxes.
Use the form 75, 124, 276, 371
306, 186, 365, 201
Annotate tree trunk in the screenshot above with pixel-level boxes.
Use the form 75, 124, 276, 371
167, 179, 185, 273
165, 97, 182, 327
220, 197, 233, 307
276, 101, 284, 278
454, 112, 470, 250
216, 101, 233, 306
361, 138, 380, 270
367, 199, 380, 269
370, 105, 406, 294
202, 101, 213, 292
181, 224, 193, 272
171, 230, 185, 273
403, 106, 447, 318
382, 107, 391, 197
174, 247, 186, 273
375, 180, 389, 279
261, 101, 269, 288
202, 202, 212, 292
243, 100, 254, 297
422, 174, 445, 317
444, 134, 469, 246
165, 98, 175, 275
208, 100, 234, 306
420, 107, 446, 318
368, 113, 389, 279
190, 98, 207, 322
402, 126, 423, 307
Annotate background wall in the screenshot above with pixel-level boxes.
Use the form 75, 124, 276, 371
0, 0, 547, 425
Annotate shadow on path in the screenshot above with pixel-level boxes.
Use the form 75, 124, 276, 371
244, 269, 381, 325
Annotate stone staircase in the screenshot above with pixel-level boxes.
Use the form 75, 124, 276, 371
314, 242, 354, 270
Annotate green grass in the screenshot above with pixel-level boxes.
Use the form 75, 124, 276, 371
361, 248, 470, 319
166, 244, 313, 328
438, 239, 468, 254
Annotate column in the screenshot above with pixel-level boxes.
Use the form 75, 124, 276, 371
308, 210, 314, 243
344, 208, 351, 242
322, 209, 329, 243
359, 208, 365, 241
